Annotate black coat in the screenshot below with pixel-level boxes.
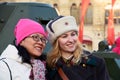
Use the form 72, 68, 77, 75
46, 51, 110, 80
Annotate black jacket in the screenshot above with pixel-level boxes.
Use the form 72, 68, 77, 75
46, 51, 110, 80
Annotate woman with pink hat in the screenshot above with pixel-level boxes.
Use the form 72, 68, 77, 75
0, 18, 47, 80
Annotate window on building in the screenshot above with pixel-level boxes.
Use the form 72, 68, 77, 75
70, 3, 79, 24
79, 2, 93, 25
53, 3, 60, 15
53, 3, 59, 11
105, 4, 120, 24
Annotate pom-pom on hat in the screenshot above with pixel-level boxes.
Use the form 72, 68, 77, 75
14, 18, 47, 45
46, 16, 78, 44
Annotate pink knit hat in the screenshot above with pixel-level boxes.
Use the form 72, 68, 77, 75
14, 18, 47, 45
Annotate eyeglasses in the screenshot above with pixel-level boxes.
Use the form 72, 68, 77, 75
28, 34, 47, 44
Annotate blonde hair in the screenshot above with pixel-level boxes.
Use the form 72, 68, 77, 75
47, 39, 83, 68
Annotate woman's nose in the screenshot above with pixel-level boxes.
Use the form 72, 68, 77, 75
68, 36, 74, 42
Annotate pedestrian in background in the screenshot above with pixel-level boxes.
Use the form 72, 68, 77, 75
112, 37, 120, 68
112, 37, 120, 55
0, 18, 47, 80
46, 16, 110, 80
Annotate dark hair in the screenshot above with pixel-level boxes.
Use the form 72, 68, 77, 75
13, 39, 46, 64
13, 39, 31, 64
16, 45, 31, 64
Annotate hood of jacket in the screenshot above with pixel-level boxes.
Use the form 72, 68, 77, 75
0, 44, 22, 63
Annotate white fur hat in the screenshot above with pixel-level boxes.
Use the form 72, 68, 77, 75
46, 16, 78, 44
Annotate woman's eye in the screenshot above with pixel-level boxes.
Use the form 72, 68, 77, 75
71, 31, 77, 36
61, 35, 67, 38
71, 33, 76, 36
32, 35, 39, 41
34, 36, 38, 39
41, 38, 45, 41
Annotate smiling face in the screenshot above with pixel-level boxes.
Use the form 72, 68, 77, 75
20, 33, 47, 58
58, 30, 78, 54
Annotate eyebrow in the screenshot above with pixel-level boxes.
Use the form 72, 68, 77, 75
31, 34, 45, 37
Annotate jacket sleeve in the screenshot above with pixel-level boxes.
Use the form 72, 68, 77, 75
96, 57, 110, 80
0, 60, 11, 80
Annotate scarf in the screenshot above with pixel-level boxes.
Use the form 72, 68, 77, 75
30, 59, 46, 80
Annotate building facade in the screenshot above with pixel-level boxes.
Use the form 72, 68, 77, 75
0, 0, 120, 51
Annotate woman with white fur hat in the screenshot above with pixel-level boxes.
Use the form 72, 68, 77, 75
46, 16, 110, 80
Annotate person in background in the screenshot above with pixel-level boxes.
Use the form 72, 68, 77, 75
0, 18, 47, 80
46, 16, 110, 80
112, 37, 120, 55
112, 37, 120, 68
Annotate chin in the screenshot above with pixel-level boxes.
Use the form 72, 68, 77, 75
66, 49, 75, 53
69, 48, 76, 52
34, 52, 42, 57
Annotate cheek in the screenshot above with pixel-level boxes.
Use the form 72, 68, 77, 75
58, 39, 67, 46
20, 40, 34, 51
58, 39, 68, 50
24, 44, 34, 54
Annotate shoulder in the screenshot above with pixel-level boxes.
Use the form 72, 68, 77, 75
82, 50, 106, 66
83, 50, 105, 61
0, 59, 11, 80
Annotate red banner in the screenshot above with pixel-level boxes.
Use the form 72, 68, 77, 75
107, 9, 115, 45
78, 0, 90, 43
112, 0, 116, 6
107, 0, 116, 45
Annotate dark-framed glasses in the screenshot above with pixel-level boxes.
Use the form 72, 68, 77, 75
28, 34, 47, 44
